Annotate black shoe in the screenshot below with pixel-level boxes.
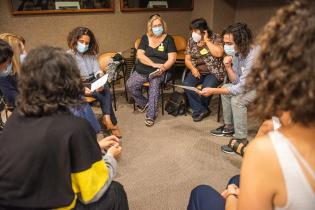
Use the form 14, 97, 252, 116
221, 145, 235, 154
210, 125, 234, 137
193, 111, 210, 122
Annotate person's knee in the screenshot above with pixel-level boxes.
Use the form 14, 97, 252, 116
183, 77, 191, 86
231, 95, 244, 108
191, 185, 215, 197
227, 175, 240, 187
110, 181, 125, 193
222, 83, 231, 89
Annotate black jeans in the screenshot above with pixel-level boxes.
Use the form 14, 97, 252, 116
75, 181, 129, 210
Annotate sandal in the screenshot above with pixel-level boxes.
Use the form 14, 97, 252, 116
144, 116, 154, 127
231, 138, 249, 157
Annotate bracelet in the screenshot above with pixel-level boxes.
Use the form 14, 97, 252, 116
226, 193, 238, 199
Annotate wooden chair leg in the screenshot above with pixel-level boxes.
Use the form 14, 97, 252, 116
217, 95, 221, 122
112, 83, 117, 111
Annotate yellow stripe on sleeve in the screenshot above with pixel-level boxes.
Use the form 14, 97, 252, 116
71, 159, 109, 203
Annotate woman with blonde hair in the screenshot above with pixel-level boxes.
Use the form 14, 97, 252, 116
127, 14, 177, 126
0, 33, 26, 75
0, 33, 26, 108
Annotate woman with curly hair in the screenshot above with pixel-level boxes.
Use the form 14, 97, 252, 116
67, 26, 121, 137
188, 0, 315, 209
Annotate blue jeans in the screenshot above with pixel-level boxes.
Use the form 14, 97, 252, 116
187, 175, 240, 210
70, 103, 101, 134
91, 83, 117, 125
183, 72, 221, 116
0, 75, 18, 107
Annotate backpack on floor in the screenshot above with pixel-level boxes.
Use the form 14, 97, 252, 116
165, 91, 186, 117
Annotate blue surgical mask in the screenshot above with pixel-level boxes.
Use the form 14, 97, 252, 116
224, 44, 236, 56
20, 53, 27, 64
152, 26, 163, 36
0, 62, 13, 77
76, 42, 89, 53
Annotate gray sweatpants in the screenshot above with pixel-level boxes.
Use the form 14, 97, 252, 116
221, 83, 256, 139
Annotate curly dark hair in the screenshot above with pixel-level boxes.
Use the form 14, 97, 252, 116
190, 18, 213, 37
222, 22, 252, 58
67, 26, 99, 55
246, 0, 315, 126
16, 46, 84, 117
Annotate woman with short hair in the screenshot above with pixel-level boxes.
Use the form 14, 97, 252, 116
184, 18, 225, 122
126, 14, 177, 126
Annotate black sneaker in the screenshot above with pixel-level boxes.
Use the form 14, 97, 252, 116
210, 125, 234, 137
192, 110, 210, 122
221, 145, 235, 154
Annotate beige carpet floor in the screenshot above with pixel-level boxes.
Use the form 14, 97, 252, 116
94, 91, 259, 210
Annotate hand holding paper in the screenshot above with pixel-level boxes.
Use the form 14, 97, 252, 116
149, 69, 161, 78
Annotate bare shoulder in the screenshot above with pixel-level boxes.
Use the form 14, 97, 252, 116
242, 133, 283, 193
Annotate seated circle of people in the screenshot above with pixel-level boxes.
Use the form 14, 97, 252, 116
67, 26, 122, 137
126, 14, 177, 127
0, 34, 103, 134
187, 0, 315, 209
183, 18, 225, 122
198, 22, 259, 154
0, 46, 129, 209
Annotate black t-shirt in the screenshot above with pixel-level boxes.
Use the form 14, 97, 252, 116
0, 111, 105, 209
135, 34, 177, 75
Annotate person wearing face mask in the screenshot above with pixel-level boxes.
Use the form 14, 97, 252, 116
126, 14, 177, 127
183, 18, 225, 122
197, 23, 259, 154
0, 39, 18, 109
67, 27, 122, 138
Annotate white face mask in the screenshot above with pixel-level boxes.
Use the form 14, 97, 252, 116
20, 53, 27, 64
192, 32, 202, 43
0, 62, 13, 77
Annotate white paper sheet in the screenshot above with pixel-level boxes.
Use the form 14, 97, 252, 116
172, 84, 200, 92
91, 74, 108, 91
149, 69, 161, 78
